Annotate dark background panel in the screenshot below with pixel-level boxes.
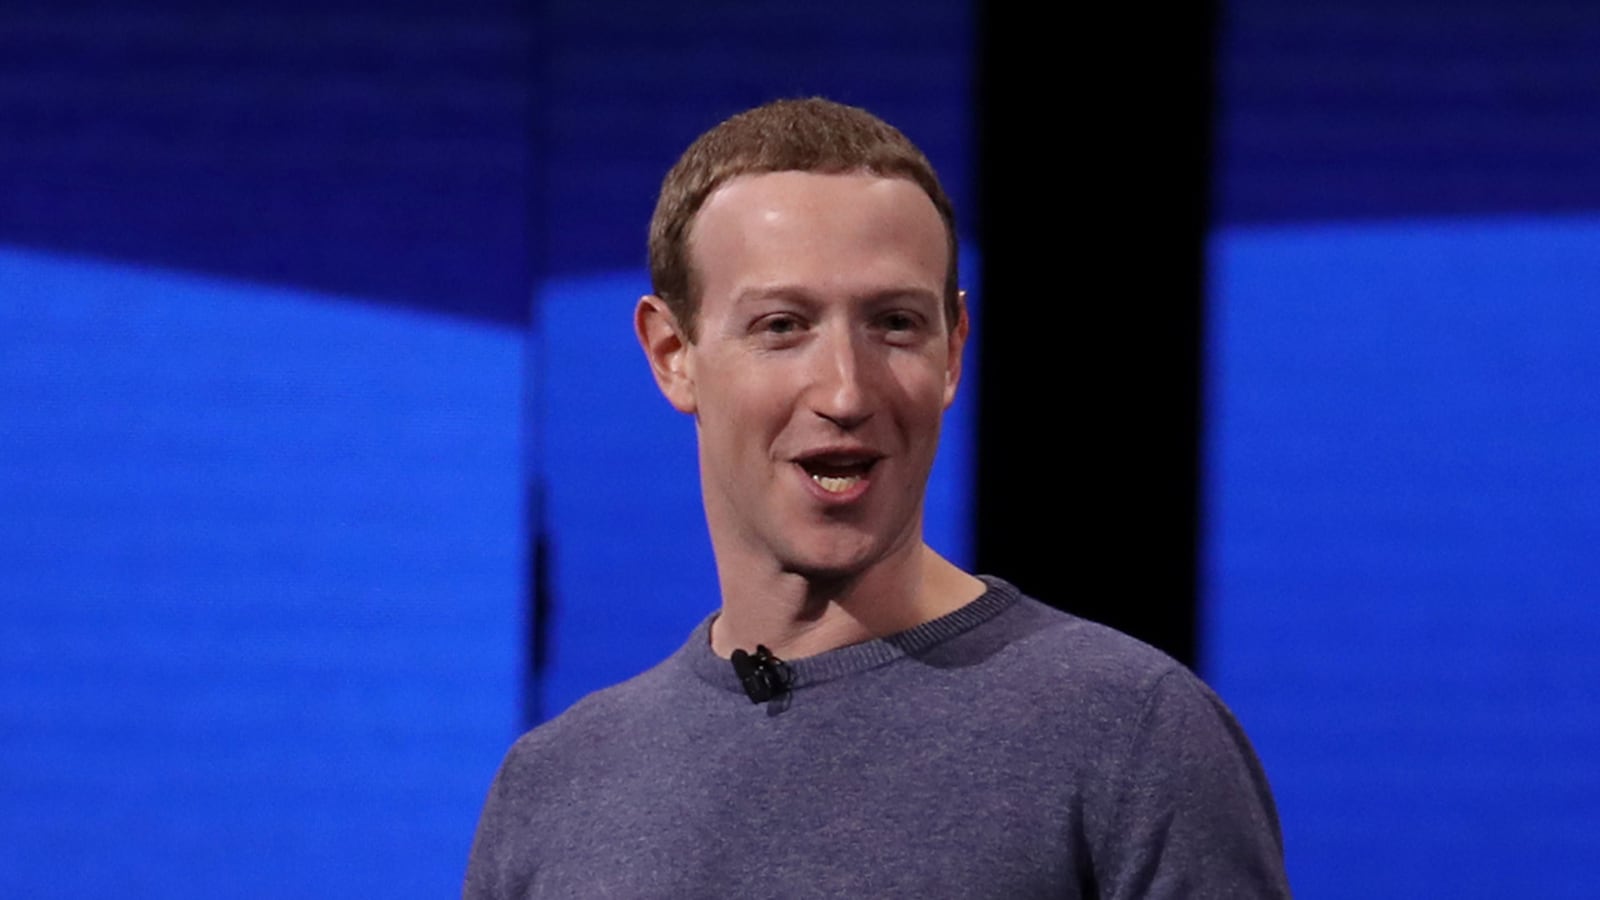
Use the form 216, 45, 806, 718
534, 0, 975, 282
0, 1, 534, 325
1216, 0, 1600, 225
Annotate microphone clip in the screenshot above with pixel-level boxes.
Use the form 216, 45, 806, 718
730, 644, 792, 704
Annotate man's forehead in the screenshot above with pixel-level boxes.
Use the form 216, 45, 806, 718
702, 168, 920, 205
689, 173, 947, 292
691, 171, 943, 248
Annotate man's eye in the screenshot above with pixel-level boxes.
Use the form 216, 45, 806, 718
759, 315, 802, 335
880, 311, 928, 337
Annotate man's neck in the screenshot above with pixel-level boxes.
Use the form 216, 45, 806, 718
707, 544, 987, 660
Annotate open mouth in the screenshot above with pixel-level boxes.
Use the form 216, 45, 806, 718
797, 454, 879, 494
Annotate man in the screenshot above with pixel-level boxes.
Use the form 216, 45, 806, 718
465, 98, 1291, 898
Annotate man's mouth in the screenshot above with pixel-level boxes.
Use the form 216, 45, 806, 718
797, 455, 879, 494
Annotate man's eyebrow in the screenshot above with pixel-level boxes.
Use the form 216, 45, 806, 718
728, 285, 941, 311
731, 286, 818, 307
859, 287, 942, 308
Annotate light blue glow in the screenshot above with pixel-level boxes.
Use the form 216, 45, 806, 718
0, 247, 525, 898
1204, 216, 1600, 899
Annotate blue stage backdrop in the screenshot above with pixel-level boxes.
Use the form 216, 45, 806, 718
1205, 3, 1600, 897
0, 251, 525, 898
0, 2, 973, 896
0, 4, 535, 896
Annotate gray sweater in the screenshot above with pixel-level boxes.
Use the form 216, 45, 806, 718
464, 577, 1291, 898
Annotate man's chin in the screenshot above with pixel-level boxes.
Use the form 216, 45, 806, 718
779, 554, 861, 581
776, 539, 905, 587
776, 545, 878, 585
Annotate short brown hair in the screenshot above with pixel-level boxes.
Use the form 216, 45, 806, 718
648, 97, 959, 341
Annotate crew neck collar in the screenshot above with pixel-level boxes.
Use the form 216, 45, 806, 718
680, 575, 1022, 696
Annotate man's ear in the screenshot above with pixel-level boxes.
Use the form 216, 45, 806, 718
943, 290, 970, 408
635, 295, 697, 414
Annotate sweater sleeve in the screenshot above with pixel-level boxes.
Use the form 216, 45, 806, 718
1093, 667, 1293, 900
461, 738, 536, 900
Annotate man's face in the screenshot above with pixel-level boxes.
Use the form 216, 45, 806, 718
643, 170, 965, 583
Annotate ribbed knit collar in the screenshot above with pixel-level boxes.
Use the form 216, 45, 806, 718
680, 575, 1022, 696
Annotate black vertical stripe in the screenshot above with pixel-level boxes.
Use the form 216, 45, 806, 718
974, 4, 1218, 669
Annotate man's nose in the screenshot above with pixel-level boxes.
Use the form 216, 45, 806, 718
810, 329, 874, 430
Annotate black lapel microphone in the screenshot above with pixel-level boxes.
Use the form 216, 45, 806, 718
730, 644, 792, 704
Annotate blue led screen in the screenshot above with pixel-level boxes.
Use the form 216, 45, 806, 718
1205, 3, 1600, 896
1206, 219, 1600, 897
0, 249, 524, 897
0, 2, 974, 895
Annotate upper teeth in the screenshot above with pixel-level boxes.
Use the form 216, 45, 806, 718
812, 473, 861, 493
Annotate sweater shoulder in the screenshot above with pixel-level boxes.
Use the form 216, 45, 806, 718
965, 589, 1194, 705
498, 649, 703, 778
